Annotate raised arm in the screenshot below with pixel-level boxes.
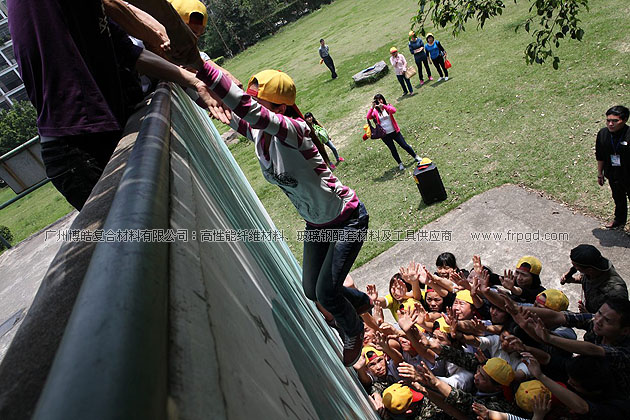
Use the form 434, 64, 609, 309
196, 63, 309, 148
104, 0, 171, 57
530, 316, 605, 356
135, 50, 232, 123
523, 352, 590, 414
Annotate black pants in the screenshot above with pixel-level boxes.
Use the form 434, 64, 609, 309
432, 55, 448, 77
382, 131, 417, 164
610, 178, 630, 224
323, 55, 337, 79
396, 74, 413, 94
40, 131, 121, 210
414, 54, 431, 81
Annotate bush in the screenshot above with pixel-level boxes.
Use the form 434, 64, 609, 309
213, 56, 225, 66
0, 101, 38, 156
0, 225, 13, 250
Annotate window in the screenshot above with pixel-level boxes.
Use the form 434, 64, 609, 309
9, 87, 27, 102
0, 54, 8, 72
0, 21, 9, 41
0, 69, 22, 92
0, 98, 10, 110
1, 44, 15, 65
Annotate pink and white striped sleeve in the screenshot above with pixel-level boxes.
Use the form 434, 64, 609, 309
196, 63, 307, 149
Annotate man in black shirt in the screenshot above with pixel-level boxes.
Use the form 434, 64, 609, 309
596, 105, 630, 228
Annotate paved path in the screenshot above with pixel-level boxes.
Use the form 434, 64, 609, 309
0, 212, 77, 362
351, 184, 630, 322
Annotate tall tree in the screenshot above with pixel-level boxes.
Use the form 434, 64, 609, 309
0, 101, 38, 156
412, 0, 588, 68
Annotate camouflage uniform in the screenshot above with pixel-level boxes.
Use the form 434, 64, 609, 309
580, 262, 627, 314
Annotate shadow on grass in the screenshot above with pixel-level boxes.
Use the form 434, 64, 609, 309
372, 166, 406, 182
429, 78, 451, 88
591, 227, 630, 249
396, 93, 416, 102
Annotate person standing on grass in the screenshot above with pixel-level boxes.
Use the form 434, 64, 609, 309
425, 33, 448, 81
596, 105, 630, 229
366, 94, 421, 171
318, 38, 338, 79
304, 112, 345, 170
196, 66, 372, 367
389, 47, 413, 96
408, 31, 432, 85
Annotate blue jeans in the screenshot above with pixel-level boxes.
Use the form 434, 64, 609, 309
325, 140, 340, 161
396, 74, 413, 94
302, 201, 369, 336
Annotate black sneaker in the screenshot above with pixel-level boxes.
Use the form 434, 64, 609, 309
342, 327, 365, 367
325, 317, 346, 342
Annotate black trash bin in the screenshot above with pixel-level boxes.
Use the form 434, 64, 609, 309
413, 160, 447, 205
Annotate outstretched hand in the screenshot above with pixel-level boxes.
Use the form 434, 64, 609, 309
400, 260, 423, 285
397, 306, 419, 333
366, 284, 379, 303
472, 255, 483, 274
398, 361, 422, 382
501, 269, 516, 291
472, 402, 489, 420
450, 271, 469, 291
193, 81, 232, 124
521, 351, 542, 377
393, 278, 408, 299
527, 312, 550, 343
532, 392, 552, 417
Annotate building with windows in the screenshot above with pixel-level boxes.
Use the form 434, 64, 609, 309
0, 0, 28, 110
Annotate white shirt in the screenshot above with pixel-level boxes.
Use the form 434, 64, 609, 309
379, 112, 395, 134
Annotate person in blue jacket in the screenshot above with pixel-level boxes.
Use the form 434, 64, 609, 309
425, 33, 449, 81
408, 31, 432, 85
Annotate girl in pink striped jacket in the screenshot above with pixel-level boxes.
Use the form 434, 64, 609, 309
196, 64, 372, 366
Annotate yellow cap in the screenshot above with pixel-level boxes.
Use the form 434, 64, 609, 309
517, 256, 542, 275
246, 70, 303, 118
537, 289, 569, 311
483, 358, 515, 386
409, 30, 415, 37
516, 380, 551, 413
167, 0, 208, 27
426, 32, 434, 39
435, 316, 450, 333
390, 46, 398, 53
362, 346, 383, 364
382, 384, 424, 414
455, 289, 474, 305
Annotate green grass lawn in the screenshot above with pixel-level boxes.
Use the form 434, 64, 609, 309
0, 183, 74, 250
221, 0, 630, 266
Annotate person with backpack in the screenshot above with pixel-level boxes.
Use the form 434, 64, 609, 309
304, 112, 345, 169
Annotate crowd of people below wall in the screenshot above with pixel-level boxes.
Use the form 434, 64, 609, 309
338, 245, 630, 419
